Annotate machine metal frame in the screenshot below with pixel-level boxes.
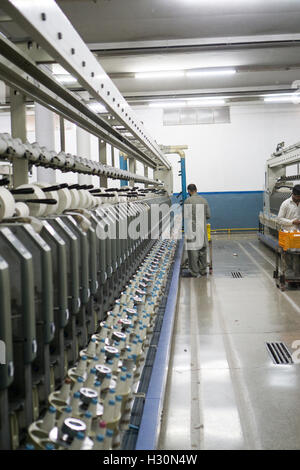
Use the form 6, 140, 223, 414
259, 142, 300, 290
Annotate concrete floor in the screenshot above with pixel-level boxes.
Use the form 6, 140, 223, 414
158, 234, 300, 450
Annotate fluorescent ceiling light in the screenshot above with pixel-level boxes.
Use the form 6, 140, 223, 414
135, 68, 236, 80
187, 99, 225, 106
135, 71, 184, 79
54, 74, 78, 84
262, 93, 296, 97
186, 68, 236, 77
87, 102, 108, 113
149, 101, 184, 108
264, 95, 300, 103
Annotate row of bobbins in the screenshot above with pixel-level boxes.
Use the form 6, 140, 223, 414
26, 238, 177, 450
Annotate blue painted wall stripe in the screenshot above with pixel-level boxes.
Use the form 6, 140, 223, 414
172, 191, 263, 229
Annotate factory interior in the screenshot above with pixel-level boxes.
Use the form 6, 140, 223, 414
1, 0, 300, 453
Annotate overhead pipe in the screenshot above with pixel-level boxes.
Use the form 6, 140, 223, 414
160, 145, 188, 202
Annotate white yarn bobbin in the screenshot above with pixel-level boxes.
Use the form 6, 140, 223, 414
15, 184, 47, 217
14, 201, 30, 217
0, 188, 15, 220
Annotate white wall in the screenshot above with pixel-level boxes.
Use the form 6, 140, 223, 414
2, 103, 300, 192
134, 103, 300, 193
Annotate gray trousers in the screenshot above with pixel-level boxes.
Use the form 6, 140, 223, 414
187, 247, 207, 276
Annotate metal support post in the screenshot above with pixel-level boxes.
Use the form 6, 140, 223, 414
10, 88, 28, 187
99, 139, 108, 188
111, 146, 115, 168
144, 165, 149, 188
128, 157, 136, 188
59, 115, 65, 152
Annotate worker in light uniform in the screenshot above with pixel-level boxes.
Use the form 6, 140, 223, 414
277, 184, 300, 228
182, 183, 211, 278
277, 184, 300, 278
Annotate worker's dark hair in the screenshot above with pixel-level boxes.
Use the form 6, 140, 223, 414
187, 183, 197, 192
292, 184, 300, 195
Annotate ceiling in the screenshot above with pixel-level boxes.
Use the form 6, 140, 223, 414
57, 0, 300, 103
1, 0, 300, 104
56, 0, 300, 43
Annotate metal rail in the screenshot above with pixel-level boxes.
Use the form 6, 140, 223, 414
268, 143, 300, 168
0, 34, 158, 169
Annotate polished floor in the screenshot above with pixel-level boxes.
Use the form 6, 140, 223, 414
158, 234, 300, 450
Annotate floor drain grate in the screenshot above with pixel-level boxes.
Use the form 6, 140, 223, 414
231, 271, 243, 278
266, 342, 293, 364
